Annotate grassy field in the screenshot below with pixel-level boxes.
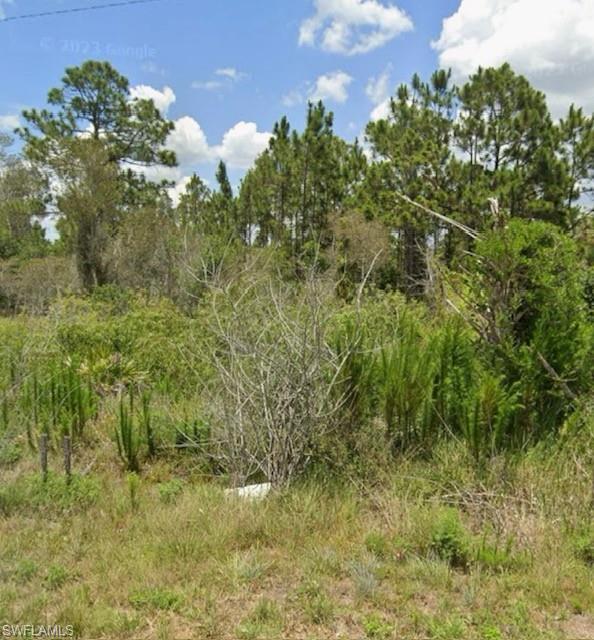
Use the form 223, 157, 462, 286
1, 435, 593, 640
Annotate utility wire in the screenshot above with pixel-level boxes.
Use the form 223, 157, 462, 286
0, 0, 166, 23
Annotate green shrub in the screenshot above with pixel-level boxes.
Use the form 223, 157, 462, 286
157, 479, 184, 504
467, 220, 593, 441
0, 439, 21, 466
380, 316, 435, 452
429, 509, 470, 569
126, 472, 141, 511
473, 535, 526, 572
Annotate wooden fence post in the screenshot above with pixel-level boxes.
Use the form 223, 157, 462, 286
39, 433, 48, 482
63, 435, 72, 484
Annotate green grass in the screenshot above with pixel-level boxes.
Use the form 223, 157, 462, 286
0, 442, 592, 639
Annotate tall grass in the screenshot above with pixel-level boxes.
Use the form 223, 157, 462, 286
115, 392, 140, 473
330, 312, 525, 462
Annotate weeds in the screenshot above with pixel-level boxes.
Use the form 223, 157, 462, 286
298, 580, 335, 624
129, 587, 183, 612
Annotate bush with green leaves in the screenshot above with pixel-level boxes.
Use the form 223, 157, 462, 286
466, 219, 593, 442
50, 290, 199, 394
429, 508, 470, 569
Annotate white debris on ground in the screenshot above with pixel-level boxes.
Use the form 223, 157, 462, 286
224, 482, 272, 500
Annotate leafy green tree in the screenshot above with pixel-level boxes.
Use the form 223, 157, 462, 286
454, 64, 564, 224
53, 139, 122, 290
238, 103, 365, 257
0, 137, 49, 259
17, 60, 178, 290
109, 205, 180, 298
365, 71, 455, 296
19, 60, 175, 167
193, 160, 237, 238
176, 174, 212, 230
559, 104, 594, 227
215, 160, 233, 202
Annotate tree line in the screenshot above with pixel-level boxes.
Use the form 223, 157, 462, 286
0, 59, 592, 308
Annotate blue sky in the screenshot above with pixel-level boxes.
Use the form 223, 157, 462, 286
1, 0, 593, 196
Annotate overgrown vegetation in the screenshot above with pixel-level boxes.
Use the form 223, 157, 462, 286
0, 58, 593, 638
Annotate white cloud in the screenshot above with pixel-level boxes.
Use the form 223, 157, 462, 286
310, 71, 353, 103
192, 68, 247, 92
365, 66, 391, 105
163, 117, 271, 174
433, 0, 594, 116
130, 85, 176, 114
167, 116, 213, 166
365, 66, 393, 120
299, 0, 413, 55
0, 114, 20, 130
191, 80, 224, 91
167, 175, 210, 207
215, 67, 247, 82
215, 121, 271, 169
369, 100, 391, 121
282, 89, 304, 107
168, 175, 192, 206
139, 164, 183, 186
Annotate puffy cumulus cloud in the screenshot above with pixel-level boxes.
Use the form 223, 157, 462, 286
433, 0, 594, 115
299, 0, 413, 55
138, 164, 183, 186
168, 174, 192, 206
167, 116, 213, 166
215, 121, 271, 169
164, 117, 271, 172
310, 71, 353, 103
129, 85, 176, 114
0, 114, 20, 131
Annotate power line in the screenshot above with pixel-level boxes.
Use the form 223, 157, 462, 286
0, 0, 166, 23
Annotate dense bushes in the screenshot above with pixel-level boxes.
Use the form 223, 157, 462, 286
0, 219, 592, 483
465, 220, 593, 441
